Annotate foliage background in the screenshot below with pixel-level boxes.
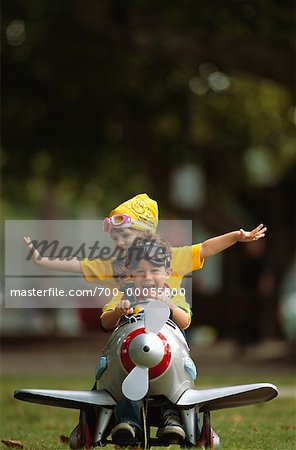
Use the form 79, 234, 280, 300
1, 3, 295, 448
2, 0, 296, 339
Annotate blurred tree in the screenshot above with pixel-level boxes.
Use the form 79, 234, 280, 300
2, 0, 295, 337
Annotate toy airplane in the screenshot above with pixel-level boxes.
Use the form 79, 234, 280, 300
14, 300, 278, 449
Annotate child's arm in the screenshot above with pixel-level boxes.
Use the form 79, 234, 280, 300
169, 306, 190, 330
159, 294, 190, 330
200, 224, 267, 259
24, 236, 82, 273
100, 300, 134, 331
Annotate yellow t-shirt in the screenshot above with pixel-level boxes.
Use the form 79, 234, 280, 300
80, 244, 204, 328
80, 258, 118, 288
81, 244, 203, 283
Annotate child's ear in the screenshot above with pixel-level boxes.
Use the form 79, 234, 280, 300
165, 267, 172, 278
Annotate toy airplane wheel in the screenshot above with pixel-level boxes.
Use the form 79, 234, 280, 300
69, 410, 93, 450
198, 411, 214, 449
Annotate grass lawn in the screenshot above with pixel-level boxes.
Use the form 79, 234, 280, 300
0, 375, 295, 450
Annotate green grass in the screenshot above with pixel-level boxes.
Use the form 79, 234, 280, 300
0, 375, 295, 450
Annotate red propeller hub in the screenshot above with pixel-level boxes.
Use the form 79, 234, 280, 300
120, 327, 171, 379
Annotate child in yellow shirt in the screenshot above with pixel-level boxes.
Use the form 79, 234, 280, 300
24, 193, 266, 313
108, 234, 189, 445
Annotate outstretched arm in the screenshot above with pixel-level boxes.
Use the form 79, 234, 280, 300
23, 236, 82, 273
200, 224, 267, 259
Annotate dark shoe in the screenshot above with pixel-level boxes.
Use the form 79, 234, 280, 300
111, 422, 136, 444
157, 413, 185, 444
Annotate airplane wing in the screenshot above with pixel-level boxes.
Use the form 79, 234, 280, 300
14, 389, 116, 409
176, 383, 278, 411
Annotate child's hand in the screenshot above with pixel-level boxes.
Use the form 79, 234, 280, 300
115, 300, 134, 317
238, 224, 267, 242
23, 236, 41, 264
158, 291, 176, 310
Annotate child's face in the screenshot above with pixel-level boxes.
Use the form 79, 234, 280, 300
132, 259, 172, 298
110, 228, 143, 254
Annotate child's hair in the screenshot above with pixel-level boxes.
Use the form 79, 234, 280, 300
111, 229, 147, 285
125, 232, 171, 271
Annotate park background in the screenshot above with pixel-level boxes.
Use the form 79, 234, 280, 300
1, 1, 296, 449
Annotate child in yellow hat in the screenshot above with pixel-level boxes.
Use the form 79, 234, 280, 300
24, 192, 266, 314
87, 193, 265, 329
24, 193, 265, 447
24, 193, 158, 287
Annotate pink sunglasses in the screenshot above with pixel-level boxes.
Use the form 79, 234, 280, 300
103, 214, 132, 232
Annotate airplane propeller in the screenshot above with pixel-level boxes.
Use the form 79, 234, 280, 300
144, 299, 170, 333
122, 300, 170, 401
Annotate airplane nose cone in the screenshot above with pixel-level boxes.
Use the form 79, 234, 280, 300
129, 333, 164, 368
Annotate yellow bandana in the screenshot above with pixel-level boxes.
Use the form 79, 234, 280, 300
109, 193, 158, 231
